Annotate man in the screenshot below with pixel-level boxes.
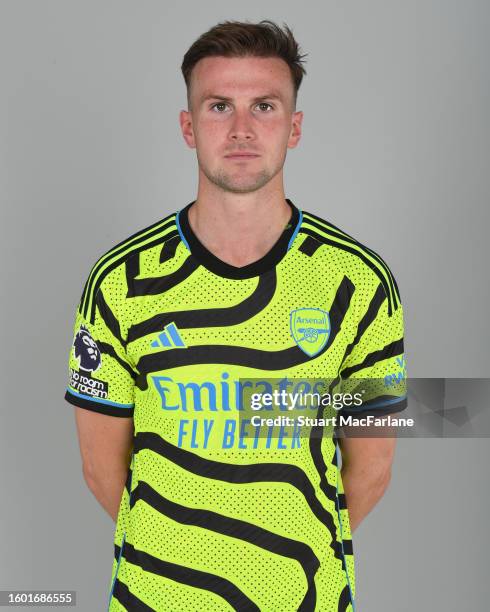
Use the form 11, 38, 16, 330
65, 20, 407, 612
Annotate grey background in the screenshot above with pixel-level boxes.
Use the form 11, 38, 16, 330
1, 0, 489, 610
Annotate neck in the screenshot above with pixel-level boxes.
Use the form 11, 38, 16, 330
188, 175, 292, 268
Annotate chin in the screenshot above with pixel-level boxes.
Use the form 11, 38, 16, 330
210, 169, 271, 193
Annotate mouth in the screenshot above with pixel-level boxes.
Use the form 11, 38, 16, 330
225, 153, 260, 160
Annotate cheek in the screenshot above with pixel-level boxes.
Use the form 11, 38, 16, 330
260, 117, 291, 138
194, 122, 224, 152
196, 116, 225, 136
263, 123, 292, 152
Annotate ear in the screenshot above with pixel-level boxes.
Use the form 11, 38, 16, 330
287, 110, 303, 149
179, 109, 196, 149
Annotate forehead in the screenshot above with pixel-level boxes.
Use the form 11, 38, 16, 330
190, 56, 293, 100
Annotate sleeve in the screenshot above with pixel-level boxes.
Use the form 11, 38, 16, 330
64, 278, 137, 418
338, 282, 407, 418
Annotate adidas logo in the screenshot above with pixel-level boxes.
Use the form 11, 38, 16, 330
150, 322, 186, 349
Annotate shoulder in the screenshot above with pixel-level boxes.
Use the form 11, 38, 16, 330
299, 208, 402, 314
78, 210, 179, 323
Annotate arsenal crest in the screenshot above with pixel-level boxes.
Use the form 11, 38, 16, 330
290, 308, 330, 357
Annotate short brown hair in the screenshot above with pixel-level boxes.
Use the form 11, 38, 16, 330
181, 20, 307, 109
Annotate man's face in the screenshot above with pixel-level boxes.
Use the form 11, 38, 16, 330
180, 56, 303, 194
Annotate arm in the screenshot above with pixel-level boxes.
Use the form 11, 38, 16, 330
74, 407, 134, 522
336, 273, 406, 532
338, 428, 397, 532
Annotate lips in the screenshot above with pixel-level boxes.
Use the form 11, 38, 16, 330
225, 153, 260, 159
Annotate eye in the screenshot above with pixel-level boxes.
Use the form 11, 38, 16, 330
211, 102, 229, 112
256, 102, 273, 112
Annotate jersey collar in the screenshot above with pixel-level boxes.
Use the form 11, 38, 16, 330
176, 198, 302, 279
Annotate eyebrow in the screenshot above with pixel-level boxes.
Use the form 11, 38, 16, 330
199, 92, 284, 104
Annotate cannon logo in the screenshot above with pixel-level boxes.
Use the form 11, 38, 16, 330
290, 308, 330, 357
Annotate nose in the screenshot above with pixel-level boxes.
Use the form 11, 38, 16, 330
228, 108, 255, 142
